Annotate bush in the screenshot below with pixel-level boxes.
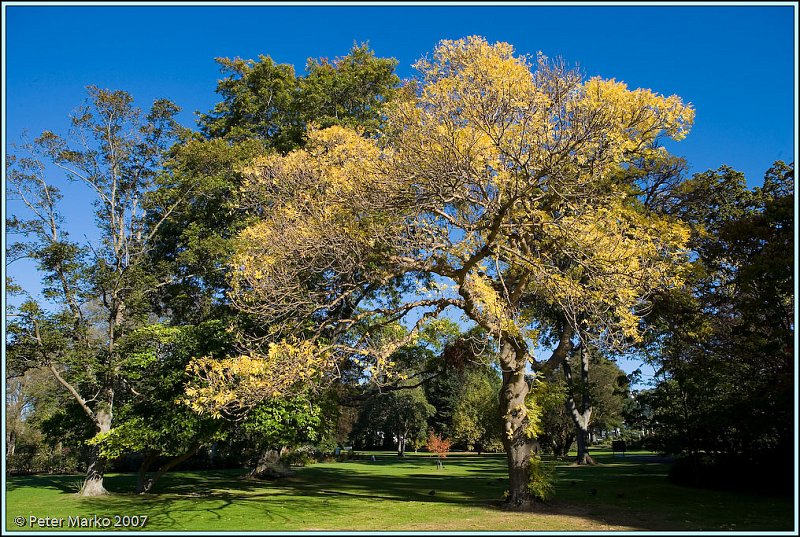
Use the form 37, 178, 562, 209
425, 433, 453, 458
283, 446, 317, 467
7, 443, 82, 475
527, 455, 555, 501
480, 438, 505, 453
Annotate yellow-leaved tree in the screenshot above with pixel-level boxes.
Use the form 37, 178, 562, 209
186, 36, 693, 508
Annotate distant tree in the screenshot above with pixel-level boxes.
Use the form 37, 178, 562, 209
621, 387, 656, 439
533, 378, 574, 457
4, 364, 80, 475
389, 388, 436, 456
424, 328, 497, 440
581, 355, 629, 436
450, 366, 503, 452
351, 385, 435, 456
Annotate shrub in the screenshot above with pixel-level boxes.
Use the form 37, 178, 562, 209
527, 455, 555, 501
425, 433, 453, 458
283, 446, 317, 467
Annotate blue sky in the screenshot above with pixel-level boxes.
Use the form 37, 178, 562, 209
3, 3, 797, 384
5, 4, 796, 182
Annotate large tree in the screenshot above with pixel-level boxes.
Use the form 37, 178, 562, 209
149, 43, 400, 323
198, 42, 399, 152
137, 45, 404, 472
643, 162, 793, 490
6, 87, 182, 495
187, 37, 693, 508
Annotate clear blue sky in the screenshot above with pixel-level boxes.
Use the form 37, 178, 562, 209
3, 3, 797, 384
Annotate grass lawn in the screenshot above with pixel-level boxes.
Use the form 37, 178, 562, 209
5, 450, 794, 532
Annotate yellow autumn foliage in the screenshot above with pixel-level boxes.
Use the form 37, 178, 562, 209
183, 340, 333, 418
190, 36, 695, 418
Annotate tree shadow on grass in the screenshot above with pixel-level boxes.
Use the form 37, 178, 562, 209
5, 474, 86, 494
69, 483, 386, 530
7, 456, 793, 532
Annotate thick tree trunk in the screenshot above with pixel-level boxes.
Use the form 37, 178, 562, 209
248, 447, 294, 479
552, 433, 575, 458
563, 340, 594, 465
574, 426, 593, 465
79, 407, 112, 496
498, 342, 535, 510
80, 450, 108, 496
7, 430, 16, 459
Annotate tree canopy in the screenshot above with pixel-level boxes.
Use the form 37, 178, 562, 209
191, 36, 695, 507
6, 35, 791, 511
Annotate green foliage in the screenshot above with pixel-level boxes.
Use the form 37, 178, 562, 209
526, 455, 555, 501
86, 321, 230, 466
199, 55, 300, 149
424, 327, 497, 440
418, 318, 462, 353
199, 43, 399, 152
644, 162, 794, 476
581, 355, 629, 432
299, 43, 400, 136
450, 366, 502, 450
351, 386, 435, 452
242, 395, 325, 450
86, 418, 155, 460
530, 378, 574, 456
283, 445, 317, 467
6, 368, 91, 474
146, 137, 266, 324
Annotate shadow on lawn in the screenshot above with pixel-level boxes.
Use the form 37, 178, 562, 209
5, 473, 94, 495
7, 455, 793, 531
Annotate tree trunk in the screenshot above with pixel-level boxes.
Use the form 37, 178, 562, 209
553, 433, 575, 457
248, 447, 294, 479
80, 449, 108, 496
79, 406, 112, 496
137, 445, 201, 494
574, 425, 593, 465
136, 451, 159, 494
7, 430, 16, 459
498, 341, 535, 510
397, 431, 407, 456
563, 340, 594, 465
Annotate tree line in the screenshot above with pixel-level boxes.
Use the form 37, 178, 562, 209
6, 37, 793, 506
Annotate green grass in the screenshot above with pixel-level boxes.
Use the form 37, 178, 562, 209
5, 450, 794, 532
